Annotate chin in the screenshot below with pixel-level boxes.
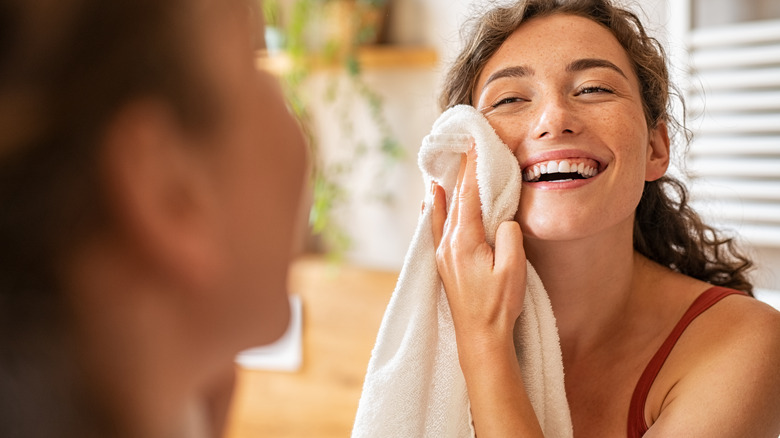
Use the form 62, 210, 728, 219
518, 211, 587, 240
256, 293, 292, 345
521, 227, 588, 243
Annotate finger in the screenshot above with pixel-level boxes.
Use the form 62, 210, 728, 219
456, 151, 467, 188
493, 221, 525, 277
449, 153, 467, 223
431, 183, 447, 249
494, 221, 527, 321
456, 146, 485, 237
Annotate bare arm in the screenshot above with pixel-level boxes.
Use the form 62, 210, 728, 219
431, 147, 543, 437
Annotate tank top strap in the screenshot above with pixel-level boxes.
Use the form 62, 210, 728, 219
627, 286, 747, 437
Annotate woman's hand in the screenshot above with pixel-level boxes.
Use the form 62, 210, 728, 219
431, 146, 527, 353
430, 146, 544, 437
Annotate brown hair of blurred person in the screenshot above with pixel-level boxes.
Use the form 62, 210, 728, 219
0, 0, 307, 437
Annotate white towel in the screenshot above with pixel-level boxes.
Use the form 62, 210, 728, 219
352, 105, 573, 437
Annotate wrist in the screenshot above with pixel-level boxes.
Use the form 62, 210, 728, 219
456, 329, 517, 371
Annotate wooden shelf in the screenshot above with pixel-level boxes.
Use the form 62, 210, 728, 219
257, 46, 438, 74
354, 46, 438, 69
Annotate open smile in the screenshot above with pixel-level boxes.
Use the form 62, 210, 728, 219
522, 158, 602, 183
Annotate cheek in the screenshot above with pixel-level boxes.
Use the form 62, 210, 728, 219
486, 115, 528, 155
255, 119, 307, 251
215, 88, 308, 345
240, 98, 307, 269
231, 76, 308, 252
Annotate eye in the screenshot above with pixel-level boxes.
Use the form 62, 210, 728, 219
491, 96, 527, 108
576, 85, 615, 96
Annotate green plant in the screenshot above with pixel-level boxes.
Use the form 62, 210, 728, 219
270, 0, 401, 259
261, 0, 282, 26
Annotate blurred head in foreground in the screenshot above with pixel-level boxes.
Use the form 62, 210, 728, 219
0, 0, 307, 436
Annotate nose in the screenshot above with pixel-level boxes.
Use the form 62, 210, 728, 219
531, 95, 579, 140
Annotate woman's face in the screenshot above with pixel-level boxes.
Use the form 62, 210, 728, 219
473, 14, 668, 243
193, 0, 308, 348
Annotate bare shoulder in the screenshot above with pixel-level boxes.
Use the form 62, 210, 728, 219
707, 291, 780, 336
646, 292, 780, 437
679, 292, 780, 393
701, 293, 780, 359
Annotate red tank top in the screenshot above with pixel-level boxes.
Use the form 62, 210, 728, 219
626, 286, 747, 437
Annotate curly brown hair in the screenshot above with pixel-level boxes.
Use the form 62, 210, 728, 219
439, 0, 754, 293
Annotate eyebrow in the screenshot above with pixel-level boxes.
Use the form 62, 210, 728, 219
480, 58, 627, 91
566, 58, 627, 78
482, 66, 534, 90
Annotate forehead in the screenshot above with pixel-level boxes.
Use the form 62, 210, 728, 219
477, 14, 636, 87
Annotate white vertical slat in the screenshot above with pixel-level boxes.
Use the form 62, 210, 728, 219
692, 43, 780, 69
689, 157, 780, 178
687, 90, 780, 113
690, 18, 780, 48
693, 179, 780, 201
687, 18, 780, 249
694, 114, 780, 134
689, 136, 780, 155
693, 67, 780, 90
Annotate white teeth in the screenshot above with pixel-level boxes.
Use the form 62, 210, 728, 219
522, 159, 600, 182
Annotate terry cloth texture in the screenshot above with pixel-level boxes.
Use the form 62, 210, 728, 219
352, 105, 574, 437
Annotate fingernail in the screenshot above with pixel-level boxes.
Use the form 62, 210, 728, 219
430, 181, 437, 195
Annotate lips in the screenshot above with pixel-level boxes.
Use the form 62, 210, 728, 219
522, 158, 601, 183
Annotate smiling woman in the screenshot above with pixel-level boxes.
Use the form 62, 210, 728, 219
431, 0, 780, 436
472, 13, 665, 245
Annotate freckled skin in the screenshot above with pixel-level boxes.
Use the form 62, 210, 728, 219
472, 14, 666, 243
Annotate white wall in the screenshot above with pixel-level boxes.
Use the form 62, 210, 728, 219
387, 0, 671, 64
307, 68, 440, 270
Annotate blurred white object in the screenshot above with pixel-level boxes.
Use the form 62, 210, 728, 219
235, 294, 302, 372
